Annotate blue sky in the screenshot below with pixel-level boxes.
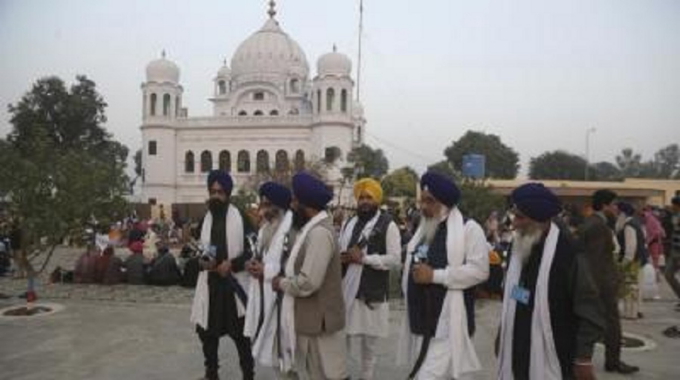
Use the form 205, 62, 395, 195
1, 0, 679, 175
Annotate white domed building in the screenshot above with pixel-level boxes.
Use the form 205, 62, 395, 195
140, 6, 366, 213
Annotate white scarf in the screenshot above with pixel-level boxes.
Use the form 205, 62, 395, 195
397, 208, 482, 378
498, 222, 561, 380
244, 211, 293, 367
340, 212, 381, 318
190, 204, 249, 330
279, 210, 329, 372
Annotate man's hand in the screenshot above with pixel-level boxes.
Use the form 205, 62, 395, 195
200, 257, 217, 271
412, 263, 434, 284
215, 260, 232, 277
272, 276, 283, 292
340, 252, 352, 264
347, 246, 364, 264
246, 260, 264, 279
573, 360, 596, 380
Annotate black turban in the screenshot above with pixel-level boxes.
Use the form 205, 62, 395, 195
511, 182, 562, 222
292, 172, 333, 210
420, 171, 461, 208
207, 170, 233, 195
259, 182, 292, 210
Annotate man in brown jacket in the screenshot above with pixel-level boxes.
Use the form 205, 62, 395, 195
273, 172, 347, 380
579, 189, 639, 374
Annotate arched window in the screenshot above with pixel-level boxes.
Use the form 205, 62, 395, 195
238, 110, 247, 116
341, 89, 348, 113
288, 107, 299, 115
326, 88, 335, 112
150, 93, 157, 116
175, 96, 181, 117
270, 110, 279, 116
357, 125, 362, 142
316, 90, 321, 113
254, 110, 263, 116
218, 80, 226, 95
218, 150, 231, 172
275, 150, 289, 172
200, 150, 212, 172
237, 150, 250, 172
290, 78, 299, 93
185, 151, 194, 173
294, 150, 305, 171
163, 94, 171, 116
256, 150, 270, 173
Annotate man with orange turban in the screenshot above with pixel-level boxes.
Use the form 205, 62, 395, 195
339, 178, 401, 379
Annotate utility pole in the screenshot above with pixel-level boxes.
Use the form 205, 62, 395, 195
585, 127, 596, 181
356, 0, 364, 102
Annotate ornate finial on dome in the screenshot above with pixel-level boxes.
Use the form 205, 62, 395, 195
161, 49, 166, 59
267, 0, 277, 18
333, 44, 337, 52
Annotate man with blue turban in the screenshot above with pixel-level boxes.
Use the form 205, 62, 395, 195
497, 183, 604, 380
272, 172, 348, 379
397, 171, 489, 379
190, 170, 254, 380
243, 181, 296, 376
339, 178, 401, 379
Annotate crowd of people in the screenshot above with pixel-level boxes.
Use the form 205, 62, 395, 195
2, 168, 679, 379
182, 169, 680, 380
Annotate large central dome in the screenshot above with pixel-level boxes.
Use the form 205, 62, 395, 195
230, 18, 309, 80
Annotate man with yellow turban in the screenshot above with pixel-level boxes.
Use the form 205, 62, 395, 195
339, 178, 402, 379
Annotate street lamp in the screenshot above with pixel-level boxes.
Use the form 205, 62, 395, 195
585, 127, 596, 181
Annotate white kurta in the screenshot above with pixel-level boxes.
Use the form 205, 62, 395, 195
190, 204, 249, 330
340, 213, 402, 338
244, 211, 293, 368
397, 208, 489, 379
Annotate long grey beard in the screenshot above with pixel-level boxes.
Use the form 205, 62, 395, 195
512, 228, 544, 266
419, 208, 449, 246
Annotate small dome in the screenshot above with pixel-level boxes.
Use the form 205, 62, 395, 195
146, 52, 180, 83
317, 49, 352, 77
231, 18, 309, 79
216, 62, 231, 78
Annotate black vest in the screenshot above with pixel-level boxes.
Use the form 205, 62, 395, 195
407, 220, 449, 336
616, 217, 648, 265
355, 212, 393, 305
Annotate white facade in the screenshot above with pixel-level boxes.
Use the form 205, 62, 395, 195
140, 11, 365, 207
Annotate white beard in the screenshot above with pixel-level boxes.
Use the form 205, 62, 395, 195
512, 227, 544, 266
420, 207, 450, 245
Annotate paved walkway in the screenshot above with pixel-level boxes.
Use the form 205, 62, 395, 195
1, 247, 679, 379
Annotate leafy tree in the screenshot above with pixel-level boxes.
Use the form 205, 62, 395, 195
423, 161, 504, 223
382, 167, 419, 198
346, 144, 389, 179
616, 148, 643, 178
529, 150, 587, 180
127, 148, 143, 192
444, 130, 519, 179
649, 144, 680, 179
427, 160, 458, 179
590, 161, 623, 181
458, 178, 506, 224
0, 76, 130, 276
